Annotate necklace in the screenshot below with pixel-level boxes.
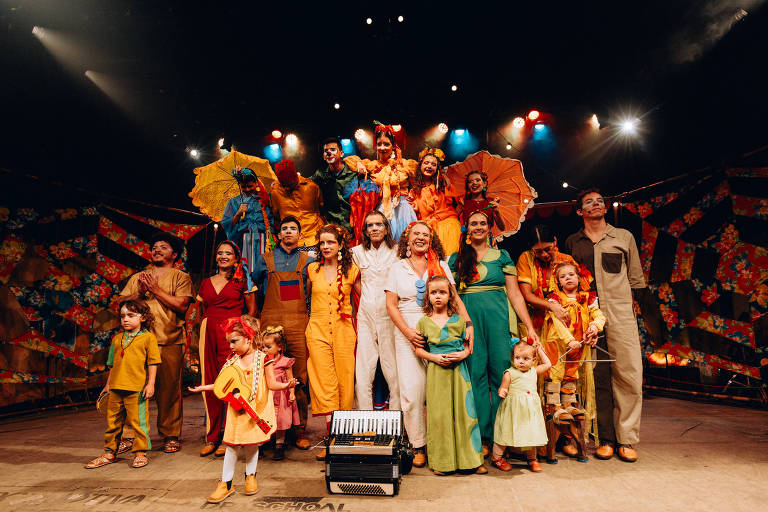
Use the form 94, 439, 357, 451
406, 257, 428, 305
120, 329, 147, 358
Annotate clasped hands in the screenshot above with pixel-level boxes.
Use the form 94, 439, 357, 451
137, 272, 160, 295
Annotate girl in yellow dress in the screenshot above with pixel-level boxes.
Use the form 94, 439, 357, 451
305, 225, 361, 460
189, 315, 298, 504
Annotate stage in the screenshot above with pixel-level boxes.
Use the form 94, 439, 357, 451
0, 394, 765, 511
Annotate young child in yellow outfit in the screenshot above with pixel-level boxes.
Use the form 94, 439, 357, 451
189, 315, 298, 504
86, 299, 160, 469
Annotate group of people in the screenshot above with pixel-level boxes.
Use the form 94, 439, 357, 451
86, 124, 647, 505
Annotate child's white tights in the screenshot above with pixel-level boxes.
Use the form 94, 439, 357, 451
221, 445, 259, 482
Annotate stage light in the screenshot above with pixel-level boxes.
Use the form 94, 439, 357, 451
447, 129, 478, 161
398, 15, 404, 22
32, 26, 44, 37
620, 119, 638, 135
213, 223, 219, 229
438, 123, 449, 134
613, 201, 619, 208
334, 103, 340, 110
272, 130, 282, 139
285, 133, 298, 145
506, 143, 512, 150
451, 84, 458, 92
512, 117, 525, 129
455, 129, 465, 136
354, 129, 366, 140
523, 198, 529, 204
534, 124, 545, 131
218, 138, 224, 148
264, 143, 282, 163
366, 17, 373, 25
340, 138, 355, 154
392, 124, 402, 132
590, 114, 600, 129
189, 149, 200, 158
528, 110, 540, 121
562, 182, 569, 188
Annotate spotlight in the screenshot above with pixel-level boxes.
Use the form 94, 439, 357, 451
523, 198, 529, 204
189, 149, 200, 158
562, 182, 569, 188
619, 119, 639, 135
534, 124, 545, 131
354, 129, 366, 140
264, 143, 282, 162
451, 84, 458, 92
438, 123, 449, 134
32, 26, 44, 37
506, 143, 512, 150
392, 124, 402, 132
340, 138, 355, 154
455, 129, 465, 136
333, 103, 340, 110
285, 133, 298, 145
590, 114, 600, 129
213, 223, 219, 229
527, 110, 540, 121
398, 15, 404, 22
366, 17, 373, 25
218, 138, 224, 148
613, 201, 619, 208
272, 130, 282, 138
512, 117, 525, 129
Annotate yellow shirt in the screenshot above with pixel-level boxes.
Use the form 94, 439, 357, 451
120, 268, 193, 345
107, 331, 162, 392
269, 177, 324, 247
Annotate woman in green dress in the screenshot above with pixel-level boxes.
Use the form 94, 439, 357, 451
448, 211, 539, 455
414, 275, 485, 475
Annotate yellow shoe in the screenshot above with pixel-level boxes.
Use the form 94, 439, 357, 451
207, 481, 234, 503
295, 428, 311, 450
315, 448, 326, 461
412, 449, 427, 468
244, 475, 259, 495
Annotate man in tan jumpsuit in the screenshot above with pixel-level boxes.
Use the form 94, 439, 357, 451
565, 189, 646, 462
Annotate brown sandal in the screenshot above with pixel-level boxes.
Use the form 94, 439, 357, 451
163, 439, 181, 453
117, 438, 133, 454
85, 453, 116, 469
131, 453, 149, 468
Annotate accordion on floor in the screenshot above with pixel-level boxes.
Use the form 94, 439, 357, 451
325, 409, 413, 496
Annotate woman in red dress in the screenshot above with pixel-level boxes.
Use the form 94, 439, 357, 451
197, 240, 257, 456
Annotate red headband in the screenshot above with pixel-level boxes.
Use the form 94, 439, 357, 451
222, 316, 257, 340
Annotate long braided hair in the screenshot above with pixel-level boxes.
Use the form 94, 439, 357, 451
455, 210, 494, 289
313, 224, 354, 315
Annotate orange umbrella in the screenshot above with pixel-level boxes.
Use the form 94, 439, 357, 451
445, 150, 537, 238
189, 151, 276, 221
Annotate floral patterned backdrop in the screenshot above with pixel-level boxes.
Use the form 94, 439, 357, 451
0, 205, 206, 404
624, 168, 768, 384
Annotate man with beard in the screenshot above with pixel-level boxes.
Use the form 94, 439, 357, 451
252, 215, 314, 452
351, 210, 400, 411
269, 159, 324, 248
117, 233, 193, 454
310, 138, 357, 234
565, 189, 646, 463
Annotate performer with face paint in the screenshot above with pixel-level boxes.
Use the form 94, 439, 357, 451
310, 138, 358, 235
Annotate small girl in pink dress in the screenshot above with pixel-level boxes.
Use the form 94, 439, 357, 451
261, 326, 301, 460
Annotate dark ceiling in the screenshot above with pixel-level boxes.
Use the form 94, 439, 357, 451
2, 0, 767, 211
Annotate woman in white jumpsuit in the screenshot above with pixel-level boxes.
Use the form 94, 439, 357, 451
352, 211, 401, 410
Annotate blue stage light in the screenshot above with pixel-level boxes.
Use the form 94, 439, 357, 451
340, 138, 355, 155
447, 129, 478, 161
534, 124, 545, 131
264, 143, 282, 163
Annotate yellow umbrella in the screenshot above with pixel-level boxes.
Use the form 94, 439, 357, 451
189, 150, 276, 221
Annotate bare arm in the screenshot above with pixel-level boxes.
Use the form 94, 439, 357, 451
520, 282, 569, 326
245, 293, 256, 317
353, 274, 362, 297
188, 383, 214, 393
534, 344, 552, 374
497, 370, 511, 398
286, 366, 296, 402
451, 287, 475, 352
386, 291, 426, 348
265, 364, 298, 391
505, 275, 539, 345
